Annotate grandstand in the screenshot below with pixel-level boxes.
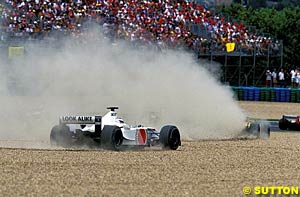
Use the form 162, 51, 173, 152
0, 0, 282, 86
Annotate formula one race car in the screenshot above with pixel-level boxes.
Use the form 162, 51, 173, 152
279, 115, 300, 131
242, 118, 270, 139
50, 107, 181, 150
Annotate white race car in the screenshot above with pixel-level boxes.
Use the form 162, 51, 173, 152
50, 107, 181, 150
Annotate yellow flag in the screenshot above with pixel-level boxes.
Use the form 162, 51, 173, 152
226, 43, 235, 52
8, 46, 24, 59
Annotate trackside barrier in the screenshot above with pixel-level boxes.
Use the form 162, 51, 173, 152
230, 87, 299, 103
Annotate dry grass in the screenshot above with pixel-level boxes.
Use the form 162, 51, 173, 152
1, 101, 300, 196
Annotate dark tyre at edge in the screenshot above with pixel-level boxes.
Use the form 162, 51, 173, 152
50, 124, 72, 147
278, 119, 288, 130
159, 125, 181, 150
101, 125, 123, 150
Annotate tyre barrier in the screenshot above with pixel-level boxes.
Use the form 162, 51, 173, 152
230, 87, 298, 102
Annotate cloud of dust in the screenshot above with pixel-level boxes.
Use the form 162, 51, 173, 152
0, 29, 246, 143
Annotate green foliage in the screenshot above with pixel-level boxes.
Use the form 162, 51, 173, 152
217, 4, 300, 66
279, 7, 300, 65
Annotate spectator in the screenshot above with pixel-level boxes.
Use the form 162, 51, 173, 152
266, 70, 272, 87
0, 0, 280, 56
296, 69, 300, 88
278, 69, 285, 87
272, 68, 277, 87
290, 69, 296, 87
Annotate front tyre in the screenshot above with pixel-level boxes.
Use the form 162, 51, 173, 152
101, 126, 123, 150
278, 118, 288, 130
159, 125, 181, 150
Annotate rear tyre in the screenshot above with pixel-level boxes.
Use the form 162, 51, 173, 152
50, 124, 72, 147
159, 125, 181, 150
101, 126, 123, 150
278, 119, 288, 130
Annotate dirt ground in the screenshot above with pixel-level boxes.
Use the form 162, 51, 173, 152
1, 101, 300, 196
238, 101, 300, 119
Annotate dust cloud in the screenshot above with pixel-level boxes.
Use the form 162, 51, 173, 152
0, 29, 246, 142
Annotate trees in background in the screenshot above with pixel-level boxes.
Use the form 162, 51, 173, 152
233, 0, 300, 9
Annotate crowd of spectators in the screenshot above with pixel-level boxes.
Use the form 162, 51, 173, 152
266, 68, 300, 88
0, 0, 281, 56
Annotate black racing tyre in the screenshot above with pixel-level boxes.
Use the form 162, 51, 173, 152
248, 122, 259, 136
278, 119, 288, 130
101, 126, 123, 150
258, 123, 270, 139
50, 124, 72, 147
159, 125, 181, 150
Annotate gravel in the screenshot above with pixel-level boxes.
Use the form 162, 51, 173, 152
1, 101, 300, 196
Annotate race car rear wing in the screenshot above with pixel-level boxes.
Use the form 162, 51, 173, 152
282, 115, 298, 120
59, 116, 102, 125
